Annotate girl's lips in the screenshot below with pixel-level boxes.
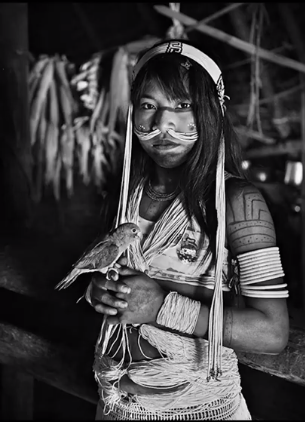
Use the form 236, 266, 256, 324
153, 144, 178, 150
153, 139, 178, 150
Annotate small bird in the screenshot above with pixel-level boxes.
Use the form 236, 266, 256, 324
55, 222, 142, 291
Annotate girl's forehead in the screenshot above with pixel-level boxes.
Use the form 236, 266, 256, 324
139, 78, 191, 100
140, 80, 163, 95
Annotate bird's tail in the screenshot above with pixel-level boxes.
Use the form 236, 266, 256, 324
55, 268, 83, 290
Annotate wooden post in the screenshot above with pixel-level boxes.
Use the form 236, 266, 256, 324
0, 365, 34, 420
0, 3, 32, 232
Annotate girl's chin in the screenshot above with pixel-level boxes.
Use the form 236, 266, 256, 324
151, 156, 188, 169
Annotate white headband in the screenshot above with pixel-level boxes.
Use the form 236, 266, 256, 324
132, 40, 227, 113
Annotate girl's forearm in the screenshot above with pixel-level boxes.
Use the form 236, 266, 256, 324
193, 304, 287, 354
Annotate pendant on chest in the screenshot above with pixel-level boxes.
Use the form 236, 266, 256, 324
176, 233, 199, 263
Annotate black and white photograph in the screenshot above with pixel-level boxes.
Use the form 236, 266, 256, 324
0, 2, 304, 420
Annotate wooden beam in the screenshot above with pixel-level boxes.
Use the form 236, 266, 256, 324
154, 5, 305, 74
0, 288, 102, 406
185, 3, 246, 33
224, 44, 293, 70
0, 313, 304, 401
233, 84, 305, 109
236, 325, 305, 387
0, 322, 99, 405
125, 36, 160, 55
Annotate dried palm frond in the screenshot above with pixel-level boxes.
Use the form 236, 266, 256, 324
29, 55, 49, 86
90, 87, 106, 136
75, 122, 91, 185
58, 83, 73, 127
61, 124, 75, 197
72, 53, 102, 111
29, 57, 50, 107
45, 80, 60, 185
53, 152, 62, 201
55, 56, 76, 114
92, 143, 106, 189
45, 122, 59, 185
29, 45, 133, 201
34, 97, 48, 202
30, 59, 55, 146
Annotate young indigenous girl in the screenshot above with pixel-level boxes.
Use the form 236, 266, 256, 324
86, 39, 289, 420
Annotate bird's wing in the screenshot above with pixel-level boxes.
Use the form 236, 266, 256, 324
55, 267, 83, 290
75, 241, 120, 270
73, 239, 108, 268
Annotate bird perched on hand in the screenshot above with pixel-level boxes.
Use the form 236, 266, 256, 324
55, 222, 142, 290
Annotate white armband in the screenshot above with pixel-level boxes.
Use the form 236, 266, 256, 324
233, 247, 288, 298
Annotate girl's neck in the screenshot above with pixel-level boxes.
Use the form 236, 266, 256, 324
150, 165, 182, 193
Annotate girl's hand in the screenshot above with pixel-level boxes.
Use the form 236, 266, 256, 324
89, 263, 131, 317
107, 259, 166, 325
89, 257, 166, 326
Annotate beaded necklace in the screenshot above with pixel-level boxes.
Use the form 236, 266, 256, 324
146, 180, 180, 202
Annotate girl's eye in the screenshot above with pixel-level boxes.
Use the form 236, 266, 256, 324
140, 103, 156, 110
177, 102, 192, 109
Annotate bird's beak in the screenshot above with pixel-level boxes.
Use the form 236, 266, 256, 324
137, 231, 143, 240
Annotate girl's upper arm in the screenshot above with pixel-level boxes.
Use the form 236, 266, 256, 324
226, 180, 276, 256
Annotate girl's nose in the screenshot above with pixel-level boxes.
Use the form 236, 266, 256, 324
153, 108, 177, 133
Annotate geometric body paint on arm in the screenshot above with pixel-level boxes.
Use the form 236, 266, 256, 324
226, 186, 276, 255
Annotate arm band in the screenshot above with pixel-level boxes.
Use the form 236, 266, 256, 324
235, 247, 288, 298
156, 291, 201, 334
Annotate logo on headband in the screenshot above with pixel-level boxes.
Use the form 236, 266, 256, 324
166, 41, 183, 54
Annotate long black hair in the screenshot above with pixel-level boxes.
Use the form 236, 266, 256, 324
129, 38, 247, 265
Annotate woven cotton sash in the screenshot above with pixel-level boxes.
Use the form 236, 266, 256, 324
94, 325, 244, 420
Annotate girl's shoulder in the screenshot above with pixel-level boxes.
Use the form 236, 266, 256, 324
225, 174, 265, 203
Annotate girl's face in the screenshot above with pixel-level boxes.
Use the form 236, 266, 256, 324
134, 80, 198, 169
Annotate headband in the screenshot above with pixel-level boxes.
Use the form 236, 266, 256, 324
132, 40, 227, 114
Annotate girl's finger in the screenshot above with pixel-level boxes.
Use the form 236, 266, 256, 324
94, 304, 118, 316
117, 266, 140, 276
117, 256, 128, 266
92, 273, 130, 294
